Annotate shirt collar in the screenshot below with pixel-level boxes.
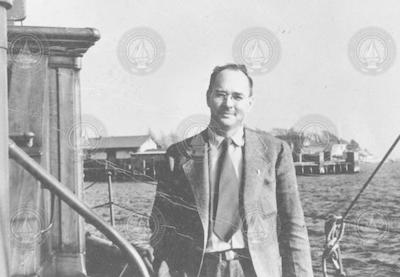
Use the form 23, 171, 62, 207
207, 126, 245, 148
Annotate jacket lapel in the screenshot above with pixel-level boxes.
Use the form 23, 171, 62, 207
243, 128, 271, 212
181, 128, 272, 247
182, 131, 209, 243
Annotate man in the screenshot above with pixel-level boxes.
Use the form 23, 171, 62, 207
150, 64, 313, 277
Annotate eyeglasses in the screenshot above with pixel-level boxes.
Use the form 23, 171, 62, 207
212, 90, 249, 102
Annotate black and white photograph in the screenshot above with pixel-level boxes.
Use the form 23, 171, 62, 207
0, 0, 400, 276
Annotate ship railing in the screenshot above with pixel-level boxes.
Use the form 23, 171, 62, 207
8, 139, 151, 277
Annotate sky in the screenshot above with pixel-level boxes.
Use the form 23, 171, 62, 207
24, 0, 400, 159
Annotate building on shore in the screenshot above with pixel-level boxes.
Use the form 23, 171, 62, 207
83, 135, 166, 181
292, 143, 360, 175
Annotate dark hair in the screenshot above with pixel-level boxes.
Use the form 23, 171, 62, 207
206, 64, 253, 100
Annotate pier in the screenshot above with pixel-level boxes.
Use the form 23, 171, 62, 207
294, 150, 360, 175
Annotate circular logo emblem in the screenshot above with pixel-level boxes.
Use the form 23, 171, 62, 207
8, 34, 46, 69
125, 208, 166, 247
348, 27, 396, 75
176, 114, 210, 141
233, 27, 281, 75
176, 114, 211, 161
242, 204, 277, 244
11, 208, 46, 248
65, 114, 107, 152
356, 210, 389, 243
117, 27, 166, 75
292, 114, 338, 151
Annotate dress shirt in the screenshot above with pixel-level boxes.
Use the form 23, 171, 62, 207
205, 126, 246, 252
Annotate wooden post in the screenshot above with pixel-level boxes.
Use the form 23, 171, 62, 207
50, 37, 98, 276
8, 26, 99, 277
152, 158, 156, 178
0, 2, 12, 276
142, 159, 146, 175
318, 152, 324, 175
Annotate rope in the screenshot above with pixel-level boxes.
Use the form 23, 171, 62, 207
88, 158, 157, 183
84, 181, 98, 190
304, 214, 400, 235
342, 135, 400, 219
320, 134, 400, 277
322, 215, 346, 277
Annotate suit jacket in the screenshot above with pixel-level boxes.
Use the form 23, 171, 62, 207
150, 127, 314, 277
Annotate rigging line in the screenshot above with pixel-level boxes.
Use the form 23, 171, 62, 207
342, 134, 400, 220
84, 181, 98, 190
304, 214, 400, 235
89, 158, 157, 182
342, 219, 400, 234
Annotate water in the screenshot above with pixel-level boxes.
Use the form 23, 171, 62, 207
298, 161, 400, 276
85, 161, 400, 276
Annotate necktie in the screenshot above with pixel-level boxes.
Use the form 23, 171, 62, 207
213, 138, 241, 242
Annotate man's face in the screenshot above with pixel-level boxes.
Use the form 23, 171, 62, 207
207, 69, 254, 132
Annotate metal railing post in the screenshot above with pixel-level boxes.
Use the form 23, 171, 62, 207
107, 169, 115, 226
9, 140, 151, 277
0, 1, 13, 276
